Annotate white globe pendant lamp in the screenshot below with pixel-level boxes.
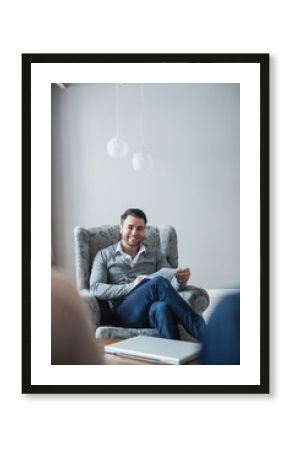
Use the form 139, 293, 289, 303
132, 150, 154, 171
132, 84, 154, 171
107, 84, 128, 158
107, 136, 128, 158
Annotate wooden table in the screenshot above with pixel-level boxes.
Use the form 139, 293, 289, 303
95, 338, 200, 365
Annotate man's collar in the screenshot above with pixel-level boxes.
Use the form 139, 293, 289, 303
115, 241, 123, 254
115, 241, 146, 256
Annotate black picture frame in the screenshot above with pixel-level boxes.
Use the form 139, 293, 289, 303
22, 53, 269, 394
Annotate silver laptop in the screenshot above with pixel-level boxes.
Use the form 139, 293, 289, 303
104, 335, 202, 365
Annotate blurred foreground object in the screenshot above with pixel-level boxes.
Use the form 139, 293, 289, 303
51, 269, 102, 365
201, 293, 240, 365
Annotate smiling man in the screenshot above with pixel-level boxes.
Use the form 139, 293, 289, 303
90, 208, 205, 340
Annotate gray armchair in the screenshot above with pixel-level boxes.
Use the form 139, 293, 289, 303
74, 224, 209, 341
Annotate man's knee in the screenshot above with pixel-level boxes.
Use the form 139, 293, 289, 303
150, 301, 171, 318
150, 275, 171, 289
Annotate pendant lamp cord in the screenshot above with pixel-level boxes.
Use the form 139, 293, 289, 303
139, 84, 145, 149
115, 83, 120, 138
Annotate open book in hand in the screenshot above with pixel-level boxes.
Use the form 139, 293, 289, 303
145, 268, 177, 282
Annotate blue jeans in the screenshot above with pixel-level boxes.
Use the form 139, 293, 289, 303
113, 276, 205, 340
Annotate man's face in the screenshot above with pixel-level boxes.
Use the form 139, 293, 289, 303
120, 215, 146, 250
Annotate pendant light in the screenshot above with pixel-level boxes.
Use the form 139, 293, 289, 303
132, 84, 154, 171
107, 84, 129, 158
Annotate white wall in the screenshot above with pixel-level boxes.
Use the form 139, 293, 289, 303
52, 83, 240, 288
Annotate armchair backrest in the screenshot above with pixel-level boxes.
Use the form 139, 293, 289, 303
74, 224, 178, 291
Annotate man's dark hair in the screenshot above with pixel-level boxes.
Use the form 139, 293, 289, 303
120, 208, 147, 225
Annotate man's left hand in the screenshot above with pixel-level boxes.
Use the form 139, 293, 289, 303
176, 268, 190, 284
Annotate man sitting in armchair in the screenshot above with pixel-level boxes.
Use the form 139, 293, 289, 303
90, 208, 205, 341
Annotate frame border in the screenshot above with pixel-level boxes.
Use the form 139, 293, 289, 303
22, 53, 269, 394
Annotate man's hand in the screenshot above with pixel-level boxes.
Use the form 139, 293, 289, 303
133, 275, 146, 287
175, 268, 190, 284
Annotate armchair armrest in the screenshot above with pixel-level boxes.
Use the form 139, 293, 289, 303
179, 285, 210, 316
79, 289, 101, 331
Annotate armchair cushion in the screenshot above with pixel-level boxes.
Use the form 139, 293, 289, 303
95, 324, 199, 342
95, 326, 159, 339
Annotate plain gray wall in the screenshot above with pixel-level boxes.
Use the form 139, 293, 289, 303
51, 83, 240, 289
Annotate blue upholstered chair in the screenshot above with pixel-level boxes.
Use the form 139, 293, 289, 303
74, 224, 209, 341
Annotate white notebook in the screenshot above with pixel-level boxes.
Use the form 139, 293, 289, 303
104, 335, 202, 365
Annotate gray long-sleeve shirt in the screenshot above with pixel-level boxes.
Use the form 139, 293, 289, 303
89, 242, 181, 308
